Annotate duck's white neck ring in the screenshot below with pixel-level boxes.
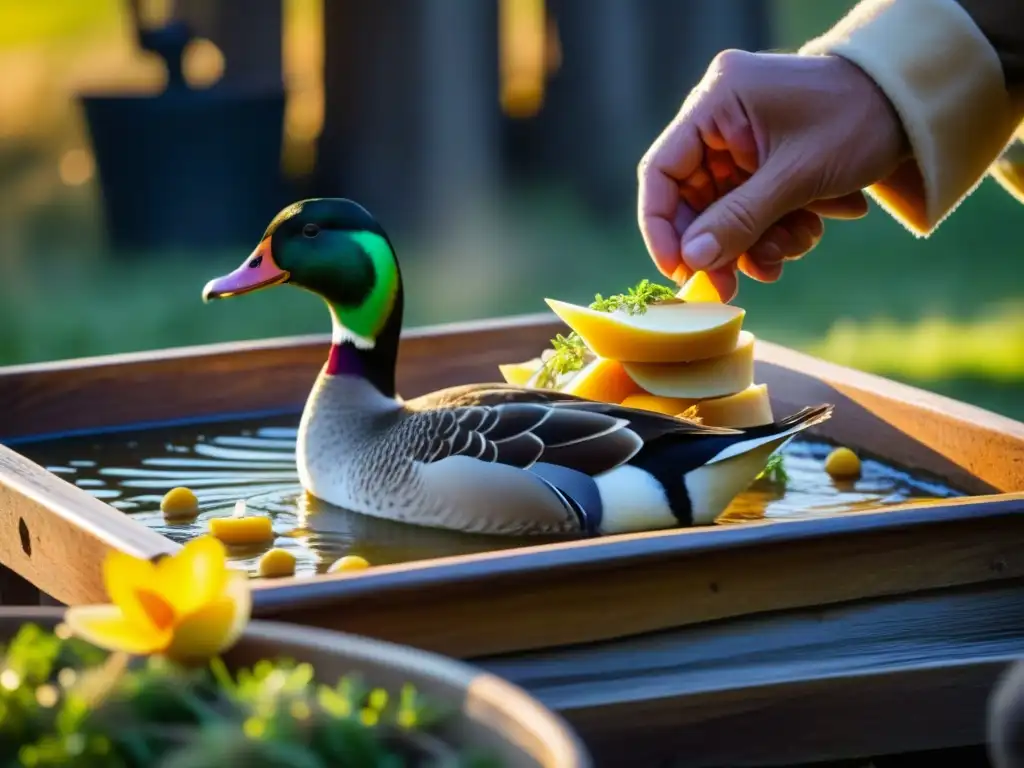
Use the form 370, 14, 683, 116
330, 311, 376, 350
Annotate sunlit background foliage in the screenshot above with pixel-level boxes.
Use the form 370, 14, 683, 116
0, 0, 1022, 419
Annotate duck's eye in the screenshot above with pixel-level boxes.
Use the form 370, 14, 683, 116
302, 223, 320, 238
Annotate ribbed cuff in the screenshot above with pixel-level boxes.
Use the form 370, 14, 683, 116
801, 0, 1018, 235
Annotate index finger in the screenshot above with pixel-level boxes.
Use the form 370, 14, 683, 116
638, 121, 704, 279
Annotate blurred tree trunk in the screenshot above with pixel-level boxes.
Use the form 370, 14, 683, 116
316, 0, 499, 239
645, 0, 772, 128
534, 0, 771, 216
418, 0, 501, 236
543, 0, 650, 215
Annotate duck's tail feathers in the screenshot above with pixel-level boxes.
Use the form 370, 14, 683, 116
706, 403, 834, 465
773, 403, 834, 432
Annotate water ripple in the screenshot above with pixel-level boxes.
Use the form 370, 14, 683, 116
16, 415, 963, 578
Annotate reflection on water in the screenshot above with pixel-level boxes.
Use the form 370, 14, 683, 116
17, 416, 962, 577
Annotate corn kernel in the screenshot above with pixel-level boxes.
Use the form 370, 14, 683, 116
825, 447, 862, 479
209, 515, 274, 545
161, 486, 199, 521
327, 555, 370, 574
258, 548, 296, 578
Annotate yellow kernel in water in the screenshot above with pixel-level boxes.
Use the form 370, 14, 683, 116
825, 446, 862, 479
209, 515, 274, 545
327, 555, 370, 574
160, 486, 199, 521
258, 548, 296, 578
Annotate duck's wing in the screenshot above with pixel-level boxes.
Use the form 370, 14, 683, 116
403, 383, 740, 476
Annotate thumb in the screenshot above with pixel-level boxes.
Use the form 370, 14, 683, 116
680, 156, 808, 272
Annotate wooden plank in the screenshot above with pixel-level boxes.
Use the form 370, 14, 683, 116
1, 313, 1024, 656
0, 314, 561, 442
4, 312, 1022, 495
0, 445, 176, 605
475, 580, 1024, 766
248, 494, 1024, 657
756, 339, 1024, 495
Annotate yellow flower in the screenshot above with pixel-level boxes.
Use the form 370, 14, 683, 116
63, 536, 250, 661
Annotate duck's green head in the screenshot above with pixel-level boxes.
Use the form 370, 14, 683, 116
202, 198, 402, 348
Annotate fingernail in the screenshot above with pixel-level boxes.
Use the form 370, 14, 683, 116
792, 226, 816, 246
760, 242, 784, 263
682, 232, 721, 269
671, 265, 690, 284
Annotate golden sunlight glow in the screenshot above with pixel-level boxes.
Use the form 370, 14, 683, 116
136, 0, 173, 30
63, 536, 251, 662
58, 148, 95, 186
282, 0, 324, 178
499, 0, 552, 118
183, 38, 225, 89
809, 306, 1024, 381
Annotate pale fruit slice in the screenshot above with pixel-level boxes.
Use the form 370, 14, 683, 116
676, 271, 723, 303
620, 383, 774, 428
545, 298, 745, 363
622, 331, 755, 399
620, 393, 698, 416
693, 384, 774, 428
499, 358, 543, 386
563, 357, 642, 402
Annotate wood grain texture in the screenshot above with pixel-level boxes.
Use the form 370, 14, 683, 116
0, 445, 177, 604
756, 340, 1024, 495
1, 313, 1024, 655
473, 580, 1024, 766
0, 607, 590, 768
248, 494, 1024, 657
0, 314, 562, 442
4, 312, 1023, 496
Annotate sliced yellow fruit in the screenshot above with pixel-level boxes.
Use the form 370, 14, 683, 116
209, 516, 274, 546
499, 358, 543, 386
620, 393, 698, 416
692, 384, 774, 428
676, 271, 723, 303
620, 383, 774, 428
563, 357, 642, 402
622, 331, 755, 399
546, 298, 744, 363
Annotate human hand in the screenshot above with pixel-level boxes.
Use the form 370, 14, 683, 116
638, 50, 909, 300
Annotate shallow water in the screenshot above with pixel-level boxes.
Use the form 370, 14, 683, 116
15, 416, 962, 577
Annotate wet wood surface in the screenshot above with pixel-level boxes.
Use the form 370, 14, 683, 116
2, 313, 1024, 765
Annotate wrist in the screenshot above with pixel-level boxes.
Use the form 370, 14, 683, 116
828, 54, 914, 165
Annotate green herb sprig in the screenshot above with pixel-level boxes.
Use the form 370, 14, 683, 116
589, 280, 677, 315
756, 453, 788, 485
537, 280, 677, 387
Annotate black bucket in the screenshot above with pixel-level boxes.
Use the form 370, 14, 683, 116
79, 21, 288, 254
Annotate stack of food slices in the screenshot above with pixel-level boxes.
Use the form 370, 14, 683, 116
500, 272, 774, 428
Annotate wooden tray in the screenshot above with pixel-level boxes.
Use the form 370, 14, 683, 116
2, 312, 1023, 767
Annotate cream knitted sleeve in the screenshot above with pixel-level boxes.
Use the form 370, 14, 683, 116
800, 0, 1023, 236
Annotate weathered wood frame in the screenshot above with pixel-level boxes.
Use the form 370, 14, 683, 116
2, 312, 1024, 766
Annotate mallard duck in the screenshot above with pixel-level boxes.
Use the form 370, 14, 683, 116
202, 198, 833, 536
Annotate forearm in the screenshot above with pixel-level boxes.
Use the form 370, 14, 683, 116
801, 0, 1024, 235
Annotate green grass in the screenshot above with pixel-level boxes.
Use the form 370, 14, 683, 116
4, 181, 1024, 421
3, 0, 1023, 421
